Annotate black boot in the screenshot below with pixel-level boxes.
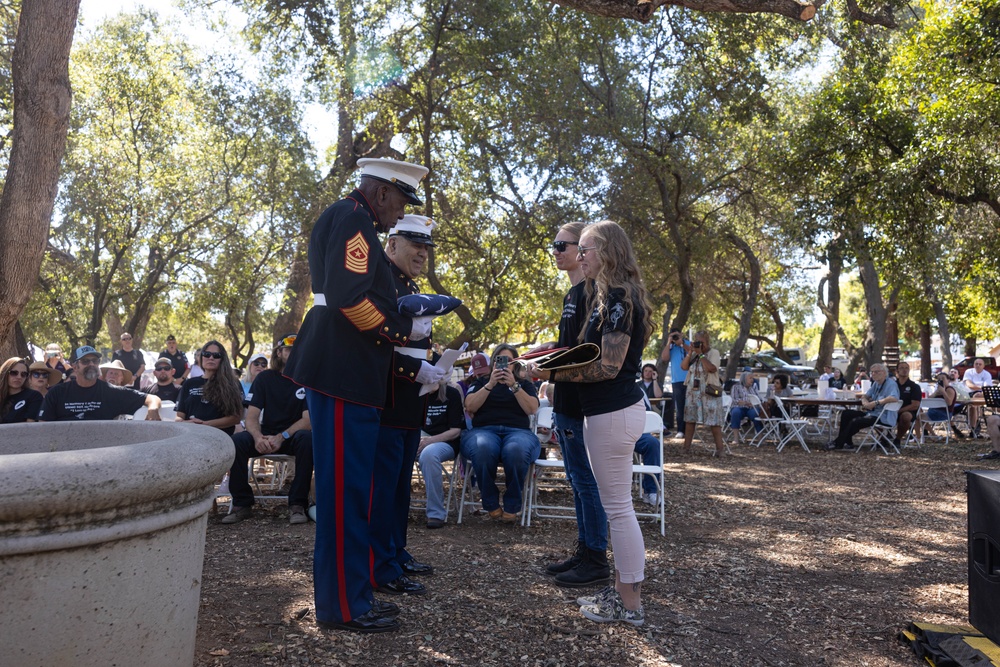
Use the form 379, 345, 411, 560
554, 548, 611, 588
545, 540, 584, 575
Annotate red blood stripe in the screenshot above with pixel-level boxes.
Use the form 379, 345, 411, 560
334, 399, 350, 620
368, 481, 375, 587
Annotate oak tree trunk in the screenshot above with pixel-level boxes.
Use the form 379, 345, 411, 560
0, 0, 80, 358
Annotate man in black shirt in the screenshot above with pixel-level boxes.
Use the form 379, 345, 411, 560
112, 332, 145, 390
223, 335, 313, 525
895, 361, 922, 448
41, 346, 162, 421
142, 357, 181, 403
159, 335, 189, 385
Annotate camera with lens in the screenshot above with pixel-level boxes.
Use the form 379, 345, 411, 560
693, 341, 703, 349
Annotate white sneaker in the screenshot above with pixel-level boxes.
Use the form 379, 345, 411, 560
642, 492, 658, 507
674, 432, 684, 439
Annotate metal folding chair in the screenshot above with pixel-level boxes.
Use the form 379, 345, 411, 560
772, 396, 811, 453
632, 411, 665, 536
913, 397, 952, 447
747, 394, 781, 448
854, 401, 902, 455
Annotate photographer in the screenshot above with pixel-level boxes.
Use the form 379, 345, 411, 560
460, 344, 540, 523
660, 328, 689, 439
679, 331, 727, 457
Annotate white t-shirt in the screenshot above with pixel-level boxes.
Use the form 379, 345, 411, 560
963, 368, 993, 390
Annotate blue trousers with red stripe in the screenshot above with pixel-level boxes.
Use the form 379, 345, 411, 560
370, 426, 420, 586
306, 390, 379, 624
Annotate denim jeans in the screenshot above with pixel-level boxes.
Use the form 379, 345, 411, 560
729, 406, 763, 432
633, 433, 662, 496
460, 425, 540, 513
418, 441, 457, 521
554, 413, 608, 551
672, 382, 687, 433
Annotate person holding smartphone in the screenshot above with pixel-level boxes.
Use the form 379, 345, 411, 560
460, 344, 540, 522
680, 331, 727, 456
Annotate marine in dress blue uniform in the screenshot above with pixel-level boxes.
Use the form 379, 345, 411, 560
283, 158, 430, 633
370, 216, 438, 595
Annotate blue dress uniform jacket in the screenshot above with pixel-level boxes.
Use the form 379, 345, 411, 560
381, 266, 431, 429
284, 190, 416, 407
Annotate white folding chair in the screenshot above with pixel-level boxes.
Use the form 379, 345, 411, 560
132, 401, 177, 421
747, 394, 781, 448
915, 397, 952, 446
855, 401, 902, 455
632, 411, 666, 537
772, 396, 811, 453
522, 407, 574, 526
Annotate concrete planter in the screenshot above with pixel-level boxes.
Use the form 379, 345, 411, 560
0, 421, 233, 667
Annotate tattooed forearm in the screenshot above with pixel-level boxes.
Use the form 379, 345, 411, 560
559, 331, 631, 383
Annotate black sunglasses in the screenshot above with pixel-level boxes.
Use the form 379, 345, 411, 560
154, 366, 172, 371
30, 371, 49, 379
9, 370, 28, 377
551, 240, 579, 253
202, 351, 223, 359
251, 359, 268, 366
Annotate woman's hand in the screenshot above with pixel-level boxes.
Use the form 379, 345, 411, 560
526, 363, 551, 381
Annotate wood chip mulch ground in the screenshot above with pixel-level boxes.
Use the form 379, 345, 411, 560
195, 435, 993, 666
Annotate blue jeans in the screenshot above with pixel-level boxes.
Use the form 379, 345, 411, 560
461, 425, 540, 514
554, 413, 608, 551
672, 382, 687, 433
633, 434, 662, 496
418, 441, 457, 521
730, 406, 763, 433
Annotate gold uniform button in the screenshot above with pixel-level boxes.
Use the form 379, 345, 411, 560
398, 367, 404, 372
409, 373, 415, 378
383, 326, 389, 332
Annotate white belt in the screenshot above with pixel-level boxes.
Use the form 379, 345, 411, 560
313, 293, 326, 306
397, 347, 429, 360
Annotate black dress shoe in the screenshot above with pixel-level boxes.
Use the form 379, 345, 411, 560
377, 575, 426, 595
372, 599, 400, 618
401, 559, 434, 575
317, 608, 399, 633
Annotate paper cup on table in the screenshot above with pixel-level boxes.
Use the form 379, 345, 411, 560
758, 377, 768, 393
860, 379, 871, 393
817, 379, 829, 396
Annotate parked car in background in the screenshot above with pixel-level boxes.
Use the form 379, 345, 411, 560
807, 347, 851, 374
952, 356, 1000, 380
721, 353, 820, 388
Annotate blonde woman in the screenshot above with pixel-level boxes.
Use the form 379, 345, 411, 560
530, 220, 653, 626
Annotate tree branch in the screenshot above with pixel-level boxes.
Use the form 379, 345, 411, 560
552, 0, 821, 23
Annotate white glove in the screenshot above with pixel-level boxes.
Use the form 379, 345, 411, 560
416, 361, 448, 385
410, 316, 432, 341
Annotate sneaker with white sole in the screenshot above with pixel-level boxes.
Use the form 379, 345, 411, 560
641, 492, 658, 507
675, 432, 684, 440
580, 590, 644, 626
575, 584, 615, 607
289, 505, 308, 525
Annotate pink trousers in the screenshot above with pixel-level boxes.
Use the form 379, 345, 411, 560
583, 399, 647, 583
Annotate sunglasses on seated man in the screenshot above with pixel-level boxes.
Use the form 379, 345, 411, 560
154, 365, 172, 372
551, 240, 579, 253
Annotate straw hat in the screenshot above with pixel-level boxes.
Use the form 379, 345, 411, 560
99, 360, 134, 385
28, 361, 62, 386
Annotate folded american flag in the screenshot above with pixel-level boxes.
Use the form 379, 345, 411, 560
398, 293, 462, 317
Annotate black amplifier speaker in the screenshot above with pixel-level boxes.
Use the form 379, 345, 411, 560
967, 470, 1000, 645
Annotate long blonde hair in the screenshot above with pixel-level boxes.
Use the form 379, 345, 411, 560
579, 220, 654, 347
